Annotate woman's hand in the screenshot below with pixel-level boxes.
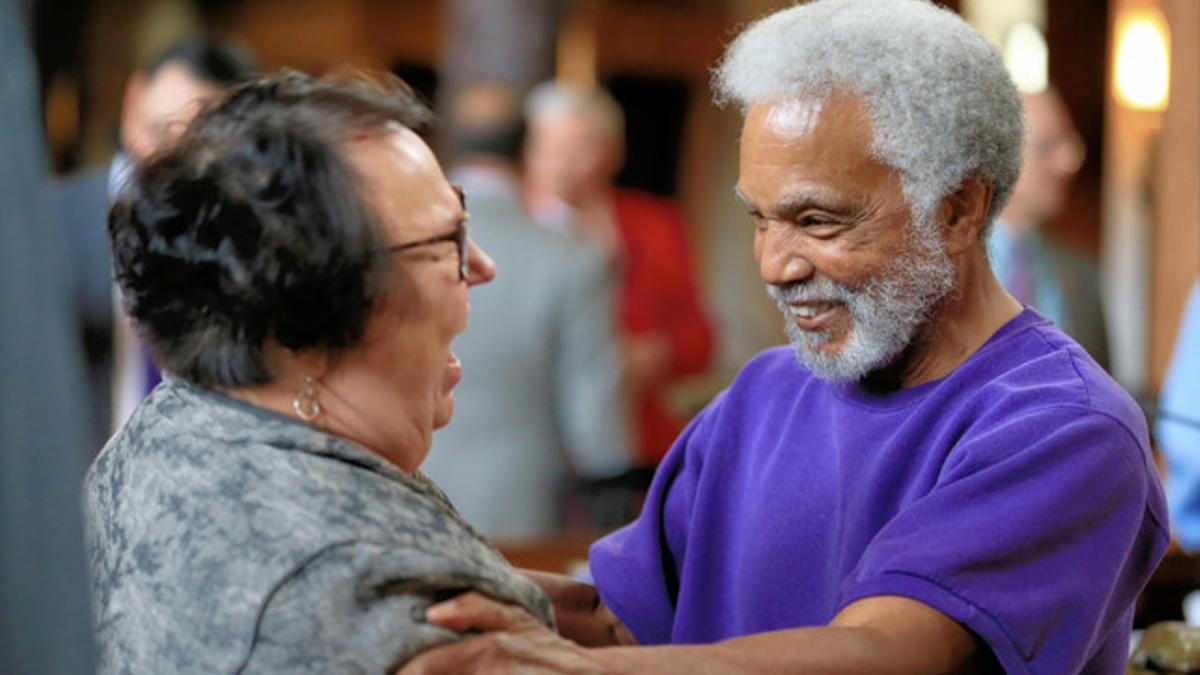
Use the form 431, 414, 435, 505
521, 570, 636, 647
396, 592, 606, 675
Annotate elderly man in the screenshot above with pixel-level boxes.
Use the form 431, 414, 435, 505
401, 1, 1167, 673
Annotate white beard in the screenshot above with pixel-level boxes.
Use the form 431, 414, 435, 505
767, 218, 957, 382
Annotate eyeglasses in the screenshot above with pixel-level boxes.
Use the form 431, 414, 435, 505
384, 184, 471, 281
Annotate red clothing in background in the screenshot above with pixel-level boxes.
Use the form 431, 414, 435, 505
613, 189, 715, 464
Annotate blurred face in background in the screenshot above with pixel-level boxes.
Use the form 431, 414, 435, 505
1002, 90, 1085, 232
121, 61, 221, 163
525, 109, 622, 206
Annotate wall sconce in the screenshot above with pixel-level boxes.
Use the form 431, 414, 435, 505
1003, 20, 1051, 93
1004, 21, 1049, 94
1114, 7, 1171, 111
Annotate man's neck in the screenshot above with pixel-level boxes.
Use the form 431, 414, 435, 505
866, 246, 1022, 391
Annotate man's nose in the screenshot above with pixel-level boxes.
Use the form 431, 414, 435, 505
466, 239, 496, 286
756, 224, 814, 286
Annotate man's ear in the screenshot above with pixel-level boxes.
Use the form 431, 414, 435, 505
939, 177, 993, 255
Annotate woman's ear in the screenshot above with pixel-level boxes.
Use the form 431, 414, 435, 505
265, 343, 331, 384
292, 349, 332, 380
939, 177, 993, 255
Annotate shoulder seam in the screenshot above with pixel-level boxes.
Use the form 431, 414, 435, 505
1017, 402, 1166, 532
232, 538, 364, 674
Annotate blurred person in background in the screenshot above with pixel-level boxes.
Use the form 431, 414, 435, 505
84, 70, 558, 673
991, 87, 1110, 369
524, 82, 714, 465
56, 36, 256, 451
1157, 280, 1200, 551
421, 82, 631, 539
0, 1, 95, 672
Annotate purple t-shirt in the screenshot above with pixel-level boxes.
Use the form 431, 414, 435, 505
590, 310, 1167, 674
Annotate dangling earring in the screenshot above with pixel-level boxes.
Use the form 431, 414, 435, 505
292, 375, 322, 422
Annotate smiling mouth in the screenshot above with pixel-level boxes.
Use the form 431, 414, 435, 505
792, 302, 838, 318
789, 302, 842, 330
444, 352, 463, 390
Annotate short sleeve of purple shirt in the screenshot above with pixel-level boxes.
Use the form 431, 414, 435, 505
589, 310, 1168, 674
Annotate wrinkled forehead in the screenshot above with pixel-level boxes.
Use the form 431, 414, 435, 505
342, 122, 459, 235
743, 90, 880, 168
738, 89, 912, 219
748, 90, 874, 142
758, 97, 826, 139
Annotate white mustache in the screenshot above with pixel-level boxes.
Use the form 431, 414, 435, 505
767, 277, 859, 307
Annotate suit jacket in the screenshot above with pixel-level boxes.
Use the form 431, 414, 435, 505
0, 4, 96, 672
84, 375, 552, 674
56, 163, 116, 448
422, 168, 630, 539
990, 224, 1110, 370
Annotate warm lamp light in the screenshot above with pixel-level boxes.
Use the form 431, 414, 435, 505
1114, 8, 1171, 111
1004, 22, 1049, 95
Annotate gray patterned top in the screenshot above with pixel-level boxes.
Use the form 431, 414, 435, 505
83, 375, 553, 674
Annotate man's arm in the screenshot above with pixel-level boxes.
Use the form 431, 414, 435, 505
399, 591, 985, 675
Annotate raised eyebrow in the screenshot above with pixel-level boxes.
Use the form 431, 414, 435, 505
736, 188, 837, 216
773, 190, 839, 214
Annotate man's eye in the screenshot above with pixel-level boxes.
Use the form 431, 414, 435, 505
799, 214, 839, 228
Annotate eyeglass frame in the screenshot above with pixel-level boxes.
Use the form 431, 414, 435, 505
382, 184, 471, 281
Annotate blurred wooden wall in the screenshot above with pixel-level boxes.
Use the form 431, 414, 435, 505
1047, 0, 1110, 256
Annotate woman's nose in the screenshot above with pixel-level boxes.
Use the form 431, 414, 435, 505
466, 239, 496, 286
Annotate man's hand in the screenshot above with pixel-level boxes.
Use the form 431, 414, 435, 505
521, 570, 636, 647
396, 592, 606, 675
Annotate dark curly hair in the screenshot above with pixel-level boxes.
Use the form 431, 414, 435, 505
109, 69, 433, 388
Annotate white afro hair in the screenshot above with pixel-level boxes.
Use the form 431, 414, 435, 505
714, 0, 1024, 230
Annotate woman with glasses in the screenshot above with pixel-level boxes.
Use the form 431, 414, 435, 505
84, 70, 552, 674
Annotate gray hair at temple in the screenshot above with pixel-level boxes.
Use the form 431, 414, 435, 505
714, 0, 1024, 234
525, 80, 625, 142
